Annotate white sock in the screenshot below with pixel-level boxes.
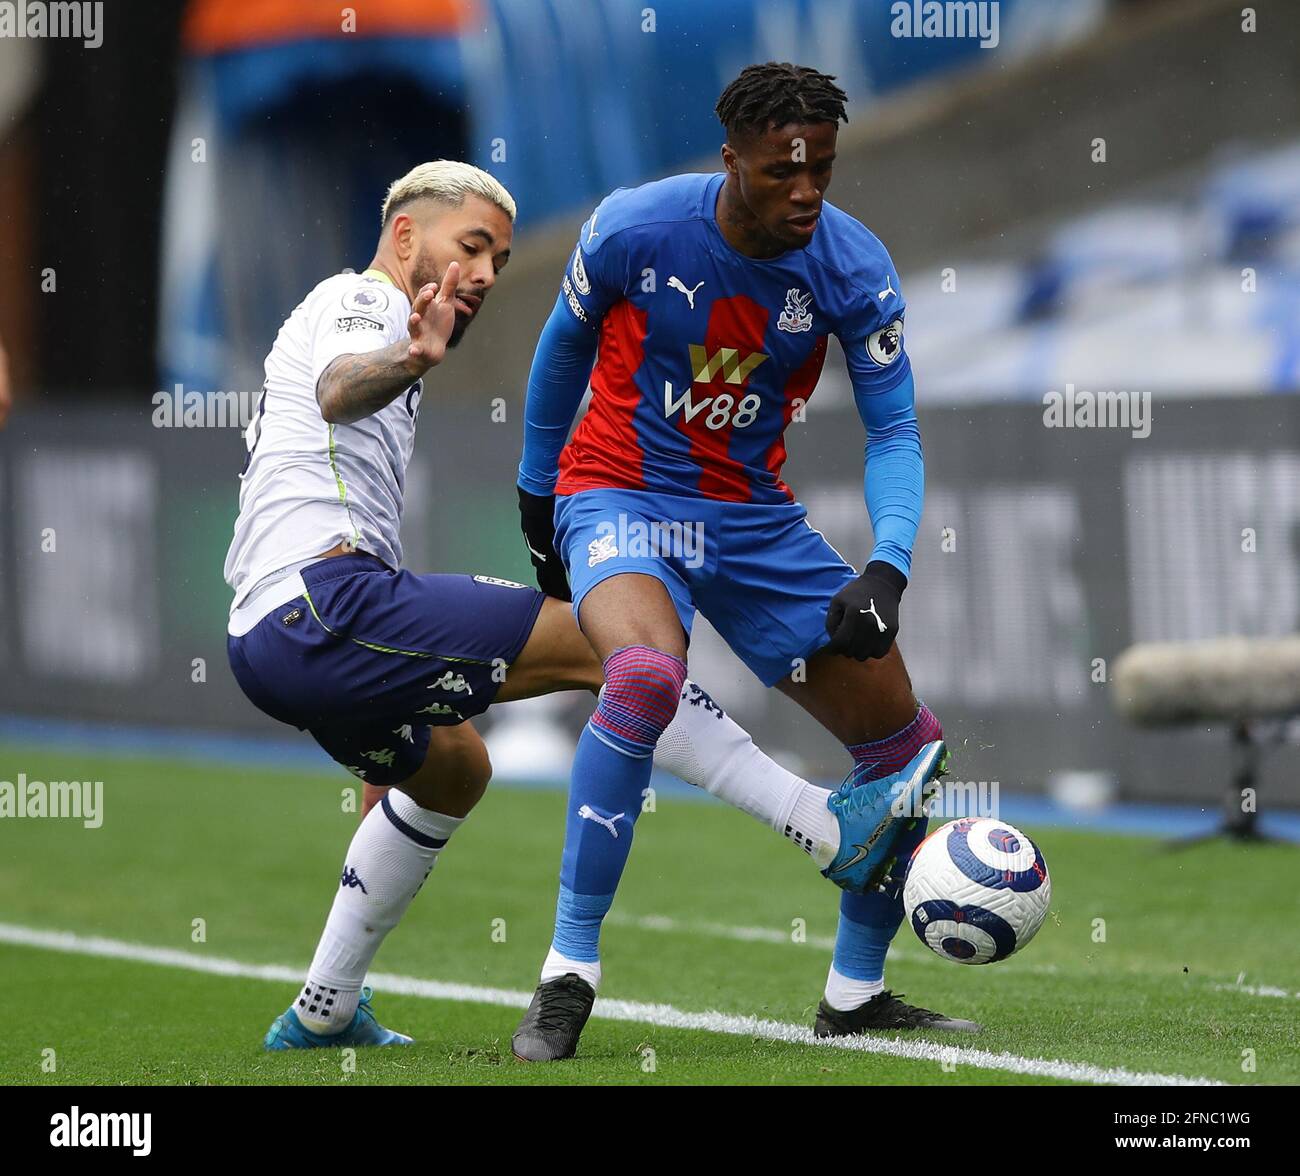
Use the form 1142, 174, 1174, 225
540, 945, 602, 990
654, 680, 840, 868
823, 964, 885, 1012
296, 791, 464, 1034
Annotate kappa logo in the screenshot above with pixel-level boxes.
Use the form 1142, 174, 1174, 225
682, 681, 726, 719
340, 865, 368, 893
588, 533, 619, 566
429, 670, 473, 694
392, 724, 415, 743
416, 701, 462, 718
777, 287, 814, 333
578, 803, 624, 838
362, 748, 396, 767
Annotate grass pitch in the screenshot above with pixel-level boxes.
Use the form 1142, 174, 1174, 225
1, 739, 1296, 1086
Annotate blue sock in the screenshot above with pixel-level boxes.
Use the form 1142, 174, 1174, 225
829, 706, 942, 987
833, 816, 929, 981
559, 721, 651, 889
548, 641, 686, 961
552, 885, 616, 963
551, 646, 686, 964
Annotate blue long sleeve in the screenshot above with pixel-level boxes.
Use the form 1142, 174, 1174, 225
517, 294, 600, 495
853, 367, 923, 580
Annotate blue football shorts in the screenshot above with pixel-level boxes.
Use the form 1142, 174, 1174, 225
554, 487, 857, 687
227, 553, 545, 785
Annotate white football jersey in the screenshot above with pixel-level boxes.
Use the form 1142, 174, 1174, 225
223, 270, 421, 612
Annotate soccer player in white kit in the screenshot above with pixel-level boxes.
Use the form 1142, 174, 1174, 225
225, 161, 910, 1051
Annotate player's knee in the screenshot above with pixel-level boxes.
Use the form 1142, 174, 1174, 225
591, 645, 687, 755
399, 724, 492, 814
459, 731, 492, 792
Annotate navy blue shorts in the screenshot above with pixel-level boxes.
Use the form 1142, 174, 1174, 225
227, 554, 545, 785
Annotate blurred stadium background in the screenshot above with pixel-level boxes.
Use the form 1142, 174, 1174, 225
0, 0, 1297, 823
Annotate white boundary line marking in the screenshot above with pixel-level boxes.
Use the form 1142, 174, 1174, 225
0, 921, 1225, 1086
1213, 981, 1300, 1000
607, 912, 1300, 995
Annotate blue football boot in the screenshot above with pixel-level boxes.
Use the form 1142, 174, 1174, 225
822, 740, 947, 894
263, 986, 413, 1051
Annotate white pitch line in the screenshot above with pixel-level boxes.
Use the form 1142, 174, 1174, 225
608, 912, 1300, 995
0, 921, 1223, 1086
605, 911, 1064, 971
606, 910, 838, 953
1213, 981, 1300, 1000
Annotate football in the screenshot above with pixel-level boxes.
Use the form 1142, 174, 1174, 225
903, 818, 1052, 964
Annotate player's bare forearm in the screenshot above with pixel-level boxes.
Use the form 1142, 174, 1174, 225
317, 344, 426, 425
317, 264, 461, 425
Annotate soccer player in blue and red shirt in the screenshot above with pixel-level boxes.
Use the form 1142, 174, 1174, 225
512, 64, 977, 1060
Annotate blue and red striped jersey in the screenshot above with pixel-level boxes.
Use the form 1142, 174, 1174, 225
552, 172, 911, 505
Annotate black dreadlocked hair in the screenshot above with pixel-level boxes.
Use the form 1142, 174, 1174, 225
714, 62, 848, 141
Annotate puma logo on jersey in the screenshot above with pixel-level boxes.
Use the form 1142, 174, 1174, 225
877, 276, 898, 302
668, 276, 704, 309
577, 804, 624, 838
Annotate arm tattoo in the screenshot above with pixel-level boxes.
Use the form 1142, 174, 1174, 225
316, 341, 424, 425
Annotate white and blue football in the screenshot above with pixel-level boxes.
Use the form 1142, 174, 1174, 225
903, 818, 1051, 965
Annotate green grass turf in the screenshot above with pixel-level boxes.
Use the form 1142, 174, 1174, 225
1, 739, 1298, 1086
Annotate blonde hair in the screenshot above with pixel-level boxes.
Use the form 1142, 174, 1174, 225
381, 160, 517, 226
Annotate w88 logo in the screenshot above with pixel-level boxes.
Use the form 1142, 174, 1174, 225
663, 381, 762, 430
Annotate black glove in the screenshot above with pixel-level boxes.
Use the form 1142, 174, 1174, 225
823, 561, 907, 661
517, 486, 572, 601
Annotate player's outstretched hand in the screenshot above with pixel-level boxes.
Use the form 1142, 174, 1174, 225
823, 561, 907, 661
406, 261, 461, 372
517, 486, 572, 601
